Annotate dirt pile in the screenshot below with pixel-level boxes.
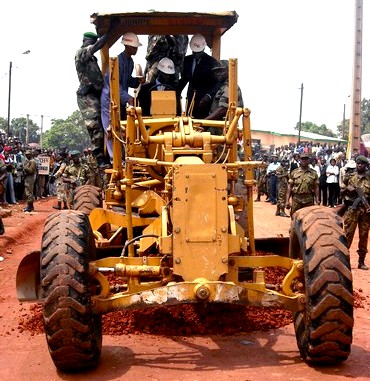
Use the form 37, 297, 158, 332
18, 285, 366, 337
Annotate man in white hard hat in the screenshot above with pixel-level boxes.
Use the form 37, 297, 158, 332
138, 57, 180, 116
145, 34, 188, 82
101, 31, 144, 159
178, 34, 219, 119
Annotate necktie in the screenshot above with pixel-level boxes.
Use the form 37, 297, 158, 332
192, 58, 198, 75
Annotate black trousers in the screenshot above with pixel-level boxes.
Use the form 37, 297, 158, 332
319, 182, 327, 206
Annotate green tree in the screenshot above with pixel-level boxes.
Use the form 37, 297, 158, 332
336, 97, 370, 139
42, 111, 90, 151
11, 117, 39, 143
360, 98, 370, 135
337, 119, 350, 140
0, 117, 7, 133
295, 121, 337, 138
0, 116, 39, 143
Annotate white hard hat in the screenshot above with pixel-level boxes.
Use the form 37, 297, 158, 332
189, 34, 206, 52
121, 32, 142, 48
157, 57, 175, 75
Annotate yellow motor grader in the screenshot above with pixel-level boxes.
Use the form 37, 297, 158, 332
16, 11, 353, 372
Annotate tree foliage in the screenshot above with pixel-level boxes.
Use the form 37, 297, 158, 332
42, 111, 91, 152
0, 116, 39, 142
336, 97, 370, 140
11, 117, 39, 143
295, 121, 337, 138
360, 98, 370, 135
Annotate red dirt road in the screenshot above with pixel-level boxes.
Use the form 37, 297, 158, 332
0, 197, 369, 381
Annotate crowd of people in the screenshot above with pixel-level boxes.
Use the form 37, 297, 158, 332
254, 144, 370, 270
0, 138, 101, 213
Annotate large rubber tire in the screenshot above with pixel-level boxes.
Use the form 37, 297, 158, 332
40, 210, 102, 372
289, 206, 353, 364
73, 184, 102, 215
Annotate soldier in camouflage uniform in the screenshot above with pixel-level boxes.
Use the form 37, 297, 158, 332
285, 153, 320, 218
52, 151, 69, 210
275, 159, 289, 217
85, 149, 102, 188
22, 150, 37, 212
255, 154, 269, 201
205, 60, 244, 125
75, 32, 110, 169
62, 151, 88, 209
341, 155, 370, 270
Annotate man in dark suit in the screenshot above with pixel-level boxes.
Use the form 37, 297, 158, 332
138, 57, 181, 116
177, 34, 219, 119
319, 157, 328, 206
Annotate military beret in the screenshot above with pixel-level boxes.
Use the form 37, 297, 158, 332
355, 155, 368, 164
69, 150, 80, 156
83, 32, 98, 41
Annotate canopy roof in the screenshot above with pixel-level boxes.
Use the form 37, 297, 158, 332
90, 11, 238, 49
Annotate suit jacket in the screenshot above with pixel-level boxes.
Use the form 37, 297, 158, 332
319, 164, 328, 185
138, 80, 181, 116
178, 52, 218, 118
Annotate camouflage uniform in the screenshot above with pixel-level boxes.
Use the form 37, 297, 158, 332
288, 166, 319, 216
53, 159, 68, 207
75, 42, 105, 165
85, 153, 102, 188
23, 155, 37, 207
342, 170, 370, 268
255, 160, 268, 201
62, 160, 87, 208
275, 164, 289, 216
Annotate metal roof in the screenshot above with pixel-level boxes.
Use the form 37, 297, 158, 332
90, 11, 238, 49
252, 128, 346, 143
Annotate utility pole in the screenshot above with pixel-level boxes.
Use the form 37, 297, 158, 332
348, 0, 363, 157
7, 61, 12, 136
40, 115, 44, 149
297, 83, 304, 145
26, 114, 30, 145
6, 50, 31, 138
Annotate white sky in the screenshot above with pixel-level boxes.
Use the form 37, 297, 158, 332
0, 0, 368, 136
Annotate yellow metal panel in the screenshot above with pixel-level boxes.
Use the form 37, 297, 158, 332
185, 173, 216, 242
172, 164, 228, 281
151, 91, 177, 117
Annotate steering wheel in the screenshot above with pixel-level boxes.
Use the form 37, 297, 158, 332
148, 84, 175, 92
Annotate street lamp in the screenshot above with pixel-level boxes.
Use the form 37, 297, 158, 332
7, 50, 31, 137
342, 95, 351, 139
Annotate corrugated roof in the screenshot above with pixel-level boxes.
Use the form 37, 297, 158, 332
252, 128, 346, 143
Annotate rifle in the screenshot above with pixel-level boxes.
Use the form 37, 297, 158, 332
337, 186, 370, 217
352, 186, 370, 213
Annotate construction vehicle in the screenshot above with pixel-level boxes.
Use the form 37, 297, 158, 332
16, 11, 354, 372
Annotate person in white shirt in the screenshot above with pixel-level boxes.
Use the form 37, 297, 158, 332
326, 158, 339, 208
266, 154, 280, 204
310, 157, 320, 178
